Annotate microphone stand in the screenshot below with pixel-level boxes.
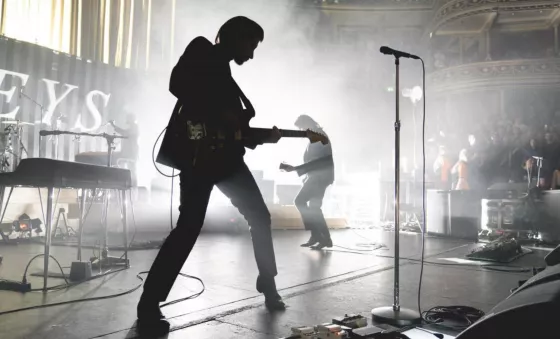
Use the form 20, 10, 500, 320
20, 88, 47, 157
533, 156, 543, 188
371, 55, 421, 326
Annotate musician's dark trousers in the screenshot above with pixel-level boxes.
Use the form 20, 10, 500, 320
141, 161, 277, 302
294, 177, 331, 241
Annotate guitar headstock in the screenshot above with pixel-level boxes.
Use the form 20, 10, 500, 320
305, 129, 329, 145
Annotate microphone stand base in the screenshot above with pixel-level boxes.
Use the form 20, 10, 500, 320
371, 306, 421, 326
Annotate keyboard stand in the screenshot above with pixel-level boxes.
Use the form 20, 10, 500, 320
0, 186, 129, 290
0, 158, 132, 291
89, 135, 129, 270
90, 189, 130, 270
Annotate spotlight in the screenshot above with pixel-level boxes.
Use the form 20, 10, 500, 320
13, 216, 43, 234
402, 86, 423, 104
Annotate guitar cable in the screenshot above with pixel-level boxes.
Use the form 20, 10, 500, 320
416, 58, 485, 330
152, 126, 180, 178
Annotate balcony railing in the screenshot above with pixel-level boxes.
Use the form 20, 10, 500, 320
299, 0, 436, 10
429, 0, 560, 36
427, 57, 560, 94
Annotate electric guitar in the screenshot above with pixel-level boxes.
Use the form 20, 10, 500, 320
239, 127, 328, 145
158, 111, 330, 171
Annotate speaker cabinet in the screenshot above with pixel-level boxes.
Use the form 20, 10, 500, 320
426, 189, 480, 241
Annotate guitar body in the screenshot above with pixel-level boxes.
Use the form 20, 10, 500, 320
157, 108, 253, 174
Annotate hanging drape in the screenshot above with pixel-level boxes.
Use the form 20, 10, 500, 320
0, 0, 175, 70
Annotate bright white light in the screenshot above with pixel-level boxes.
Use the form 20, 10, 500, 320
411, 86, 423, 103
402, 86, 423, 104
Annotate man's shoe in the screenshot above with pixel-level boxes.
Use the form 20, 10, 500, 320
137, 297, 170, 336
311, 238, 333, 250
300, 235, 319, 247
137, 318, 170, 337
264, 293, 286, 311
256, 275, 286, 311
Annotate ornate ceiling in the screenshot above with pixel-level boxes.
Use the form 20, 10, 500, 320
431, 0, 560, 36
299, 0, 560, 38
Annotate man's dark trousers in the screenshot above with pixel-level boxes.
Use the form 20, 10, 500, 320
294, 176, 331, 241
141, 161, 278, 302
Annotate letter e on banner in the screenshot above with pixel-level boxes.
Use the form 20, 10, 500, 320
0, 69, 30, 117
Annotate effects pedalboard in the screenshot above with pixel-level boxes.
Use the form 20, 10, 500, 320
279, 314, 387, 339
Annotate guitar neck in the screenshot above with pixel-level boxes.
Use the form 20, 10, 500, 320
250, 128, 306, 138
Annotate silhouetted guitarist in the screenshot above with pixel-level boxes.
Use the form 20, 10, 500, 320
137, 17, 286, 336
280, 115, 334, 250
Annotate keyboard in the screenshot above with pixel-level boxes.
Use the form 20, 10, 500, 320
0, 158, 132, 190
74, 151, 110, 166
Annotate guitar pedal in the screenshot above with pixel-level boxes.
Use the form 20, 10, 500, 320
332, 314, 368, 329
315, 323, 347, 339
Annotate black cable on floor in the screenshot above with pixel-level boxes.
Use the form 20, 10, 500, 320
22, 254, 69, 286
0, 271, 204, 316
422, 306, 485, 330
333, 244, 385, 252
29, 267, 128, 292
325, 247, 536, 273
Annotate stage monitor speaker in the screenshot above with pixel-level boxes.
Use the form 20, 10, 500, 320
456, 264, 560, 339
425, 190, 480, 241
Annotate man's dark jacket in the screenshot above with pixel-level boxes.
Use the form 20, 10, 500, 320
157, 37, 253, 171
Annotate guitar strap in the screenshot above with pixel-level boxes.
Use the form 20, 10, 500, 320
232, 78, 255, 119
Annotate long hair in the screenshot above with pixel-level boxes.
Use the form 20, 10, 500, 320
295, 114, 320, 129
215, 16, 264, 46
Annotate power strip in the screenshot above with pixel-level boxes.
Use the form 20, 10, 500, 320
0, 280, 31, 292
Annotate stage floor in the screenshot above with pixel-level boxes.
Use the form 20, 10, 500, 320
0, 228, 549, 339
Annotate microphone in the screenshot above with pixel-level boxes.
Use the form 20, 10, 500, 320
39, 130, 61, 136
379, 46, 420, 60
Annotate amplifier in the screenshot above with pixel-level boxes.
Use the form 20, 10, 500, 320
426, 189, 480, 240
481, 198, 525, 231
541, 190, 560, 241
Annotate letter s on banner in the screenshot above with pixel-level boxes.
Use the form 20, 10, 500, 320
74, 90, 111, 132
